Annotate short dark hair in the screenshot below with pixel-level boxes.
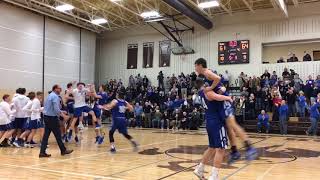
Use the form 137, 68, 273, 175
27, 92, 36, 100
77, 82, 85, 87
194, 58, 207, 68
52, 84, 60, 91
100, 84, 107, 91
117, 91, 125, 99
67, 83, 73, 88
195, 75, 205, 89
2, 94, 9, 101
36, 91, 43, 96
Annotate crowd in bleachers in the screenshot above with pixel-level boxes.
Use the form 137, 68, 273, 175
103, 67, 320, 134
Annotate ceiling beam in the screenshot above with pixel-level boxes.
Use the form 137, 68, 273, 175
241, 0, 254, 12
218, 0, 232, 15
270, 0, 278, 9
292, 0, 299, 7
186, 0, 212, 18
108, 0, 142, 21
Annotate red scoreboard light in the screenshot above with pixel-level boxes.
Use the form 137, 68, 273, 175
218, 40, 249, 65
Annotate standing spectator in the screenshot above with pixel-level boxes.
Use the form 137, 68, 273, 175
255, 86, 263, 112
311, 84, 320, 104
257, 110, 270, 133
303, 51, 312, 61
286, 88, 297, 117
278, 100, 289, 135
39, 85, 73, 158
248, 94, 256, 119
272, 93, 282, 122
190, 108, 200, 130
238, 72, 246, 89
157, 71, 164, 89
270, 71, 277, 86
136, 74, 143, 87
261, 70, 271, 80
282, 68, 290, 80
181, 80, 188, 98
143, 75, 149, 88
306, 101, 320, 136
180, 111, 188, 130
161, 111, 170, 130
128, 75, 136, 89
152, 108, 162, 128
262, 87, 271, 112
134, 103, 143, 128
305, 75, 315, 101
293, 74, 303, 92
298, 91, 307, 117
143, 101, 152, 128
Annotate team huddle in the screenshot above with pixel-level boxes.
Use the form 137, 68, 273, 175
0, 58, 257, 180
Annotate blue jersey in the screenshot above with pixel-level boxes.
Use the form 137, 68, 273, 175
96, 92, 109, 106
204, 69, 225, 95
111, 99, 127, 120
198, 90, 225, 122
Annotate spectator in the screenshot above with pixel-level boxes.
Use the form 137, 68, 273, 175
152, 108, 162, 128
298, 91, 307, 117
306, 101, 320, 136
286, 88, 297, 117
261, 70, 271, 80
305, 75, 315, 100
272, 92, 282, 122
262, 87, 271, 112
134, 103, 143, 128
128, 75, 136, 89
161, 111, 170, 130
157, 71, 164, 89
278, 100, 289, 135
248, 94, 256, 119
238, 72, 246, 89
257, 110, 270, 133
270, 71, 277, 86
181, 111, 188, 130
288, 54, 299, 62
190, 108, 200, 130
143, 101, 152, 128
223, 70, 231, 88
255, 86, 263, 112
303, 51, 312, 61
282, 68, 290, 80
293, 74, 303, 92
143, 75, 149, 88
316, 75, 320, 88
277, 57, 285, 63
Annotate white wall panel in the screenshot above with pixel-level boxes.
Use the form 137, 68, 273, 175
81, 29, 96, 84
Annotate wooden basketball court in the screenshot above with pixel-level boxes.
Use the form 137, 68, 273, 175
0, 128, 319, 180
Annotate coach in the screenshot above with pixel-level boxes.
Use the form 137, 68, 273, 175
39, 84, 73, 158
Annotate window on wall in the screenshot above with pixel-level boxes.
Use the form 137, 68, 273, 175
127, 44, 138, 69
159, 40, 171, 67
143, 42, 154, 68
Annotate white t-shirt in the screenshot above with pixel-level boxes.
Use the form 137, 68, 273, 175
72, 88, 89, 108
12, 94, 29, 118
0, 101, 15, 125
23, 100, 32, 118
31, 98, 42, 120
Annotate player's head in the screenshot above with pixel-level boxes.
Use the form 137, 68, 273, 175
27, 92, 36, 100
67, 83, 73, 89
36, 91, 43, 101
194, 58, 207, 74
117, 90, 125, 99
2, 94, 10, 103
77, 82, 85, 90
99, 84, 106, 92
195, 75, 205, 90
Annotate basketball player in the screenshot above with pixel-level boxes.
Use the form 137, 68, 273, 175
194, 58, 257, 164
102, 91, 138, 153
63, 82, 75, 141
91, 85, 109, 145
66, 82, 98, 143
0, 94, 16, 147
193, 76, 231, 180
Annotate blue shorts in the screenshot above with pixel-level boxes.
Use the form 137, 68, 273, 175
37, 118, 44, 128
206, 119, 228, 149
110, 118, 128, 134
224, 101, 234, 118
26, 120, 39, 130
74, 106, 92, 118
13, 118, 27, 129
67, 103, 74, 114
0, 122, 14, 131
93, 106, 102, 118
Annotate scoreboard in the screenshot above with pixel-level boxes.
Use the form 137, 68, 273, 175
218, 40, 249, 65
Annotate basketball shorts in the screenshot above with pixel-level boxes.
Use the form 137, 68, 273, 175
206, 119, 228, 149
93, 106, 102, 119
26, 119, 39, 130
13, 118, 27, 129
0, 122, 14, 131
74, 106, 92, 118
110, 118, 128, 134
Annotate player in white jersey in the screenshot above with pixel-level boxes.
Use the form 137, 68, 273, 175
66, 82, 98, 143
0, 94, 16, 147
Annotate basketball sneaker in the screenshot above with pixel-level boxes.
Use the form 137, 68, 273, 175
208, 167, 219, 180
110, 147, 116, 153
193, 164, 205, 180
95, 123, 102, 129
246, 147, 258, 161
131, 140, 139, 152
228, 151, 241, 165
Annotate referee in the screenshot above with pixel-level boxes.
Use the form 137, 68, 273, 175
39, 84, 73, 158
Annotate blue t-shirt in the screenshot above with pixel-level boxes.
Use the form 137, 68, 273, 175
111, 99, 127, 120
278, 105, 288, 117
198, 89, 225, 122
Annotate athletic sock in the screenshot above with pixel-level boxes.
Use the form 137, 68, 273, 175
211, 167, 219, 177
231, 146, 238, 153
244, 140, 252, 150
198, 162, 205, 169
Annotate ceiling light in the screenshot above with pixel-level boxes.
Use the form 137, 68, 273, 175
145, 18, 166, 23
91, 18, 108, 25
198, 1, 219, 9
110, 0, 122, 2
55, 4, 74, 12
276, 0, 288, 17
140, 11, 161, 19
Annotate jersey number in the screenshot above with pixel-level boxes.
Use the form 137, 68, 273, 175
119, 106, 126, 113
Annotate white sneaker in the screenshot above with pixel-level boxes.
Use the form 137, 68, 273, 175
208, 167, 219, 180
78, 123, 84, 131
193, 164, 205, 180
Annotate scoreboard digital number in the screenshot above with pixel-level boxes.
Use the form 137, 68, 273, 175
218, 40, 249, 65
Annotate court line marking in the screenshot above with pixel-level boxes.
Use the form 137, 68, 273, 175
30, 136, 189, 167
157, 137, 270, 180
256, 164, 277, 180
0, 163, 122, 180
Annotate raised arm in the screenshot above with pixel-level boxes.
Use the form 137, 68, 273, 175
103, 99, 117, 110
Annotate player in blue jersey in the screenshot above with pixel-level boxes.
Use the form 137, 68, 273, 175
91, 85, 109, 145
193, 76, 232, 180
102, 91, 138, 153
194, 58, 257, 165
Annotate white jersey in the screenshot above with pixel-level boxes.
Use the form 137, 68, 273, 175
23, 100, 32, 118
31, 98, 42, 120
72, 88, 89, 108
12, 94, 29, 118
0, 101, 15, 125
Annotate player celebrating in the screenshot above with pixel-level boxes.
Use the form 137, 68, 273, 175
193, 76, 232, 180
102, 90, 138, 153
194, 58, 257, 164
